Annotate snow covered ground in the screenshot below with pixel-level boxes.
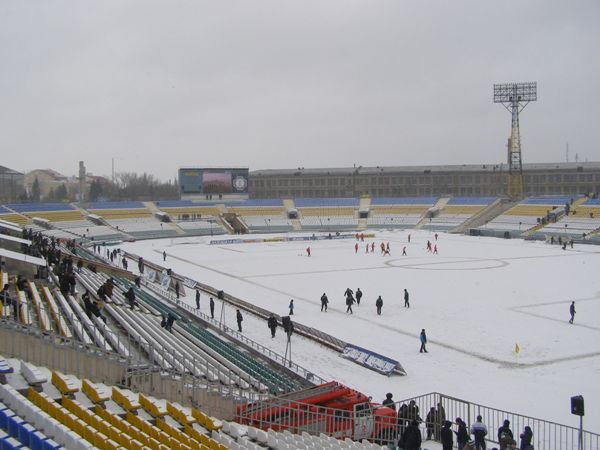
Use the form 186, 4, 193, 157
120, 230, 600, 432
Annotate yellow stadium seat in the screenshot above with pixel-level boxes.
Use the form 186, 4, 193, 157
167, 402, 195, 426
94, 431, 109, 449
51, 371, 79, 395
113, 387, 141, 412
140, 394, 166, 418
82, 379, 110, 404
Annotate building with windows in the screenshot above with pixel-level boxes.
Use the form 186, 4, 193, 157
0, 165, 25, 202
249, 162, 600, 199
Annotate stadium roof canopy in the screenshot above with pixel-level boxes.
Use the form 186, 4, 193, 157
251, 161, 600, 176
0, 165, 23, 175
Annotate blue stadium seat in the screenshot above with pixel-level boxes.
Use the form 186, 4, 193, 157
6, 203, 74, 213
6, 414, 24, 438
29, 430, 48, 450
42, 438, 61, 450
17, 422, 35, 447
295, 197, 359, 207
371, 197, 437, 205
0, 404, 12, 429
582, 198, 600, 206
521, 196, 575, 205
446, 196, 496, 205
88, 201, 145, 209
1, 435, 24, 449
0, 360, 13, 375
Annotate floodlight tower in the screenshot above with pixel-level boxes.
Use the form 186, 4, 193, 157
493, 82, 537, 198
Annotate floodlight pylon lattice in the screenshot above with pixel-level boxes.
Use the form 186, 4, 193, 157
493, 82, 537, 198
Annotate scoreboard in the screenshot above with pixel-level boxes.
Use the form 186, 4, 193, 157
179, 168, 249, 196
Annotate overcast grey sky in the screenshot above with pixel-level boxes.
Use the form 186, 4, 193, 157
1, 0, 599, 181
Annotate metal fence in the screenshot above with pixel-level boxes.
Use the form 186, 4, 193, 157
233, 390, 600, 449
391, 392, 600, 450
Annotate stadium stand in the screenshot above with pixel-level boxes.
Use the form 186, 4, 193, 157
228, 200, 292, 232
423, 197, 497, 231
530, 197, 600, 239
296, 198, 359, 230
87, 201, 152, 221
368, 197, 437, 229
480, 196, 577, 235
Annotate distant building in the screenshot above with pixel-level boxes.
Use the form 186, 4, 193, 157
25, 169, 70, 200
249, 162, 600, 199
0, 165, 25, 202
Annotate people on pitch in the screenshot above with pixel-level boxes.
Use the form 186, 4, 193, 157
569, 301, 576, 324
320, 293, 329, 312
419, 329, 428, 353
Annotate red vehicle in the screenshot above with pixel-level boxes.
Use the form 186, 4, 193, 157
236, 381, 397, 442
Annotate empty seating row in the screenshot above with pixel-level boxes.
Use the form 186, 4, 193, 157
1, 356, 231, 450
294, 198, 359, 208
115, 278, 299, 394
370, 197, 437, 206
366, 214, 422, 228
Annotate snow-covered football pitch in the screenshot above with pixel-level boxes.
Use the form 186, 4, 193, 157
121, 229, 600, 431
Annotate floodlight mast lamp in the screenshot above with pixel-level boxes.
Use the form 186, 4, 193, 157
493, 82, 537, 198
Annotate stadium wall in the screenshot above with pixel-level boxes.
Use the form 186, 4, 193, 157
249, 162, 600, 198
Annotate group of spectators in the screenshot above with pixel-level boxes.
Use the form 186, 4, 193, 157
380, 394, 534, 450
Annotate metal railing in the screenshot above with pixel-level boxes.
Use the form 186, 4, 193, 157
148, 282, 327, 386
392, 392, 600, 450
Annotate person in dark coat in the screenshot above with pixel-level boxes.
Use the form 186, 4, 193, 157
401, 420, 422, 450
569, 301, 576, 324
404, 288, 410, 308
426, 407, 436, 440
345, 294, 355, 314
356, 288, 363, 305
375, 296, 383, 315
81, 289, 93, 317
288, 299, 294, 315
519, 426, 533, 450
320, 293, 329, 312
498, 419, 514, 450
455, 418, 470, 450
419, 329, 428, 353
344, 287, 353, 298
165, 313, 176, 332
209, 297, 215, 319
267, 314, 278, 338
236, 309, 243, 332
195, 289, 200, 309
174, 281, 180, 299
163, 250, 166, 261
382, 393, 395, 411
134, 276, 141, 288
124, 287, 137, 310
441, 420, 453, 450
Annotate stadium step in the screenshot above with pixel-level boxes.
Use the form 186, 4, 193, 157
415, 197, 449, 229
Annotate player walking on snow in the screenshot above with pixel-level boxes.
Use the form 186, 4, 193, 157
375, 296, 383, 315
346, 294, 355, 314
404, 289, 410, 308
569, 301, 576, 324
306, 247, 311, 257
419, 329, 428, 353
320, 293, 329, 312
